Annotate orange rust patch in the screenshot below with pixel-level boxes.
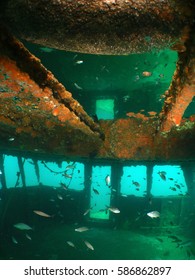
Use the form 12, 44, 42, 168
162, 84, 195, 131
52, 107, 60, 117
148, 111, 157, 117
126, 112, 149, 121
0, 50, 102, 157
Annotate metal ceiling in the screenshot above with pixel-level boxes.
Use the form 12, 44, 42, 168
0, 0, 195, 161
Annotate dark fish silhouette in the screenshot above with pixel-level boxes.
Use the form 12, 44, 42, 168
93, 188, 99, 195
132, 181, 140, 187
158, 171, 166, 181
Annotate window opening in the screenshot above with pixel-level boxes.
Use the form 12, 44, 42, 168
89, 165, 112, 220
151, 165, 188, 196
96, 99, 115, 120
120, 165, 147, 197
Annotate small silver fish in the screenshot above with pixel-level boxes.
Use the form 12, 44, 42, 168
147, 211, 160, 218
12, 236, 18, 244
74, 82, 83, 90
105, 175, 111, 186
84, 240, 94, 251
40, 47, 53, 53
83, 208, 90, 216
65, 164, 76, 170
73, 54, 78, 60
63, 172, 72, 179
57, 194, 63, 200
67, 241, 75, 248
60, 182, 68, 190
13, 223, 33, 230
83, 207, 92, 216
74, 60, 83, 65
83, 205, 95, 216
108, 207, 120, 214
121, 194, 128, 197
33, 210, 52, 218
25, 233, 32, 240
75, 226, 89, 232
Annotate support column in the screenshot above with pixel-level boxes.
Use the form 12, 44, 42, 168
146, 163, 153, 199
17, 156, 26, 187
0, 154, 7, 189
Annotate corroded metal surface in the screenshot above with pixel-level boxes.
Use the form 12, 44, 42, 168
0, 1, 195, 161
0, 28, 103, 157
0, 27, 195, 161
0, 26, 104, 139
0, 0, 194, 54
159, 26, 195, 131
98, 117, 195, 161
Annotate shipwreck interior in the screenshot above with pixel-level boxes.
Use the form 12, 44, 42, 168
0, 0, 195, 260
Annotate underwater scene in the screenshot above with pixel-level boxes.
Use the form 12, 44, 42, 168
1, 0, 195, 270
1, 39, 195, 261
0, 155, 195, 260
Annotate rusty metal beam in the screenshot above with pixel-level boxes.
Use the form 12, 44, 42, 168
1, 114, 195, 161
0, 27, 103, 158
0, 27, 195, 161
97, 117, 195, 161
159, 26, 195, 132
0, 2, 195, 161
0, 0, 194, 55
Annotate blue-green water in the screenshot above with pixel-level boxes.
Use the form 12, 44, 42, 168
0, 156, 195, 260
22, 43, 182, 120
1, 42, 195, 260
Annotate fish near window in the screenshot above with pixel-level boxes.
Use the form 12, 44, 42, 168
32, 160, 84, 191
21, 42, 178, 122
89, 165, 112, 220
151, 165, 188, 197
120, 166, 147, 197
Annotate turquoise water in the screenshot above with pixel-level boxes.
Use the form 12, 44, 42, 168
0, 156, 194, 260
23, 43, 185, 120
